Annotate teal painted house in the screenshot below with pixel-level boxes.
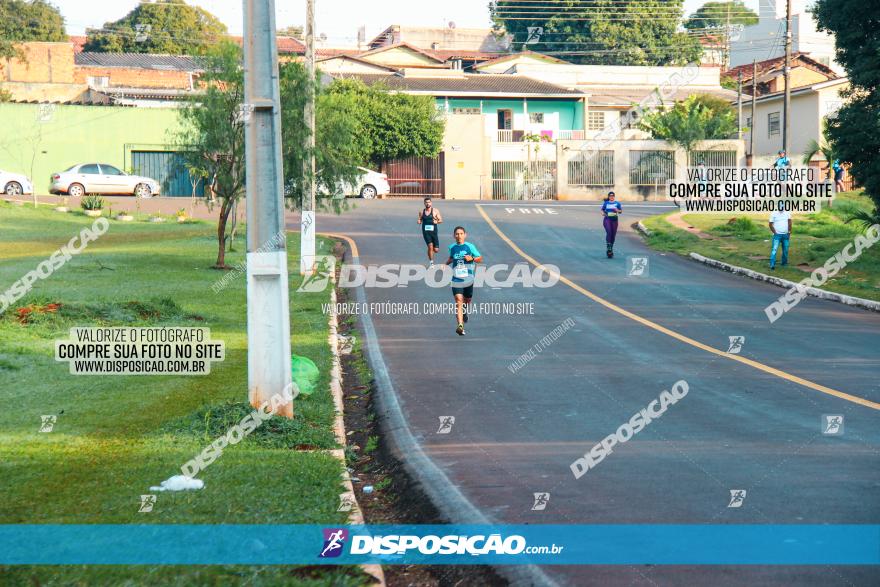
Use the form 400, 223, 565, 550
338, 72, 588, 142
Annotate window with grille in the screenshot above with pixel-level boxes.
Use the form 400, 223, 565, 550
588, 111, 606, 130
452, 107, 481, 115
768, 112, 780, 136
529, 112, 544, 123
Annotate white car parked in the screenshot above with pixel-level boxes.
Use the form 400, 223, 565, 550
343, 167, 390, 199
49, 163, 161, 198
0, 170, 34, 196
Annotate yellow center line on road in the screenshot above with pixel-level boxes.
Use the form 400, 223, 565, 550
475, 204, 880, 411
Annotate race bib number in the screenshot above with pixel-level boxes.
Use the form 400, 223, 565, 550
423, 225, 434, 231
606, 211, 617, 217
453, 263, 469, 279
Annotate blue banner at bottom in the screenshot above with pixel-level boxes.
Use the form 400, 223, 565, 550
1, 525, 878, 565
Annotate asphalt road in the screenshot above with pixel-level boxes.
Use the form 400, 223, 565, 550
315, 199, 880, 587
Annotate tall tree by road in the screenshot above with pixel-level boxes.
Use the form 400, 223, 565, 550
489, 0, 702, 66
0, 0, 66, 60
174, 42, 244, 269
814, 0, 880, 225
324, 79, 445, 169
84, 0, 227, 54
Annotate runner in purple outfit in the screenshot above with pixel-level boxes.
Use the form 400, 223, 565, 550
600, 191, 623, 258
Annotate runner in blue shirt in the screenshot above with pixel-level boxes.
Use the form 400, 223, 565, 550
600, 191, 623, 258
774, 150, 791, 181
445, 226, 482, 336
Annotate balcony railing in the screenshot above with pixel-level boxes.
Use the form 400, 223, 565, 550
557, 130, 586, 140
495, 129, 589, 142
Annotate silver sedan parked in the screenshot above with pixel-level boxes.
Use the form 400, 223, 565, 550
49, 163, 161, 197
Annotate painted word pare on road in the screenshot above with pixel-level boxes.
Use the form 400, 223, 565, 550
504, 207, 559, 215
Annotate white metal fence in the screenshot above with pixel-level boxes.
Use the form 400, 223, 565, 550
567, 150, 614, 186
688, 150, 738, 167
629, 150, 675, 185
491, 161, 557, 200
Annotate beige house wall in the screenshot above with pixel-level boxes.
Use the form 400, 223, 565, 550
442, 114, 490, 200
745, 91, 826, 167
362, 47, 440, 68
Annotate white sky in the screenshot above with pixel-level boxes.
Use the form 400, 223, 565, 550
54, 0, 762, 44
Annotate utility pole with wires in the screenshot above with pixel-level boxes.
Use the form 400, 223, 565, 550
737, 69, 743, 141
749, 60, 757, 159
243, 0, 294, 418
783, 0, 793, 153
300, 0, 317, 276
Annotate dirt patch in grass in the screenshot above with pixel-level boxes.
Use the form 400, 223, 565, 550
334, 242, 507, 587
5, 297, 205, 327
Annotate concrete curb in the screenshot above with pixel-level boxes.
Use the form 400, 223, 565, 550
336, 237, 560, 587
326, 281, 386, 586
688, 252, 880, 313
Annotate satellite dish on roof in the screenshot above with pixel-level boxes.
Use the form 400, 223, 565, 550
448, 21, 456, 29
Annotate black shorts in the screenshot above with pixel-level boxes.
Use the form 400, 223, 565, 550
422, 229, 439, 247
451, 285, 474, 298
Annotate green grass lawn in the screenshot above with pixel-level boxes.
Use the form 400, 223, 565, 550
642, 191, 880, 301
0, 202, 368, 585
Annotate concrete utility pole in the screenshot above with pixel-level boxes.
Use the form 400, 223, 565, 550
300, 0, 317, 275
737, 70, 743, 141
243, 0, 294, 418
783, 0, 793, 152
749, 60, 757, 158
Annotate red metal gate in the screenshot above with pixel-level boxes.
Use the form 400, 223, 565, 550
381, 154, 445, 198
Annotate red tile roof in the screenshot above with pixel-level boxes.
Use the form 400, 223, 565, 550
725, 52, 837, 82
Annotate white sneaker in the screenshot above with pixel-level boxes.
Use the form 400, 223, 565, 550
429, 260, 434, 268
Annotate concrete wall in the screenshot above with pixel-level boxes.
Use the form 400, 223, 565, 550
442, 114, 491, 199
555, 138, 746, 201
0, 102, 182, 194
362, 47, 440, 68
511, 62, 724, 92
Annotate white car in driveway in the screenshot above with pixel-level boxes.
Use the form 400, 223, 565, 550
0, 170, 34, 196
342, 167, 390, 199
49, 163, 161, 198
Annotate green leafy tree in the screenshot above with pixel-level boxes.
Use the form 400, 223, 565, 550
84, 0, 227, 54
489, 0, 702, 66
685, 1, 758, 67
175, 45, 370, 266
638, 94, 738, 156
278, 62, 364, 208
813, 0, 880, 225
0, 0, 66, 60
174, 42, 244, 268
324, 78, 445, 168
684, 1, 758, 30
